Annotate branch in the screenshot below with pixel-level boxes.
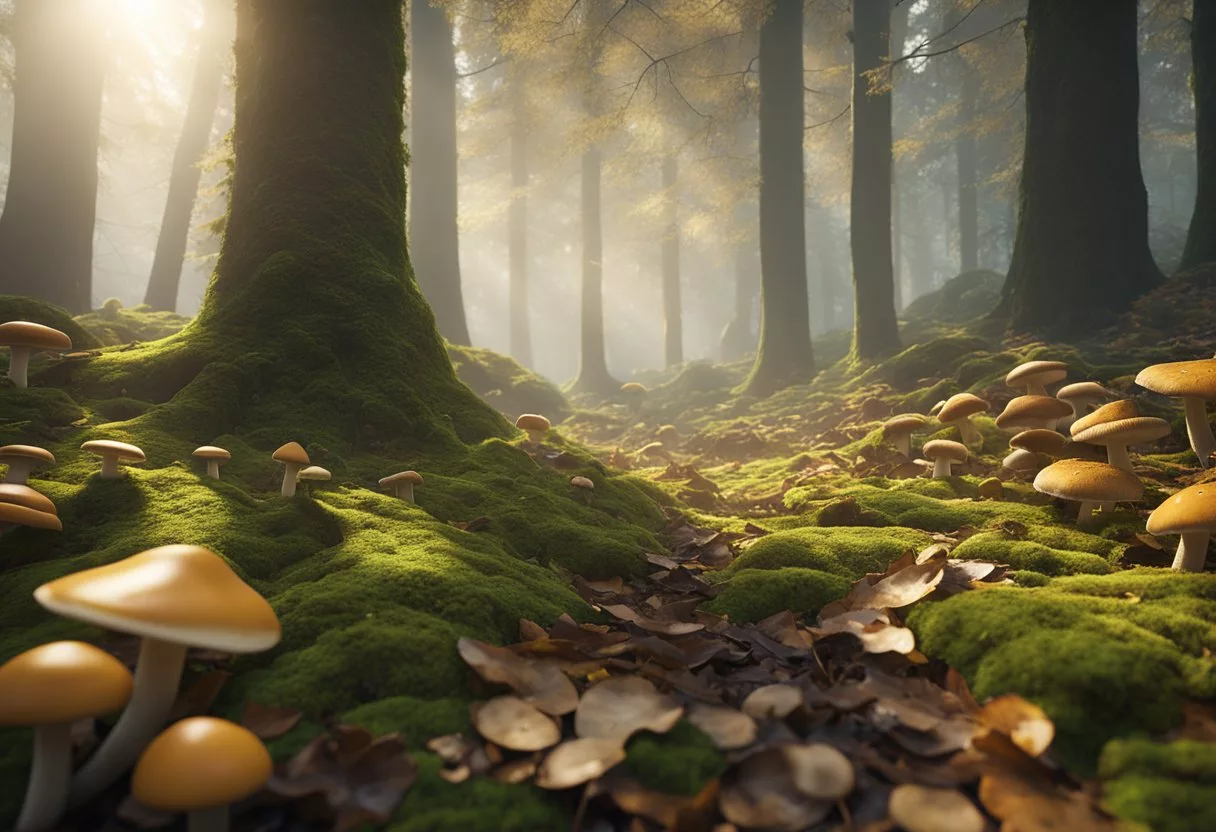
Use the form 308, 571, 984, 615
804, 104, 850, 131
457, 57, 506, 78
889, 16, 1024, 66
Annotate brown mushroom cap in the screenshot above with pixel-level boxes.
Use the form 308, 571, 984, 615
1147, 482, 1216, 535
1056, 381, 1112, 401
1006, 360, 1068, 390
0, 321, 72, 351
571, 476, 595, 490
297, 465, 331, 481
922, 439, 968, 463
1071, 416, 1171, 448
1136, 359, 1216, 398
34, 545, 281, 653
883, 414, 927, 436
620, 382, 647, 394
514, 414, 551, 432
639, 441, 669, 458
0, 445, 56, 465
1009, 429, 1068, 456
192, 446, 231, 461
132, 717, 272, 811
0, 502, 62, 531
936, 394, 988, 423
1033, 459, 1143, 503
0, 483, 56, 514
80, 440, 146, 463
271, 441, 309, 466
380, 470, 423, 487
995, 395, 1073, 429
0, 641, 132, 725
1002, 449, 1043, 471
1069, 399, 1140, 436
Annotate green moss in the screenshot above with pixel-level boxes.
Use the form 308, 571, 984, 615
704, 568, 850, 623
624, 720, 726, 795
1009, 570, 1053, 587
342, 696, 470, 749
1100, 738, 1216, 782
1102, 776, 1216, 832
951, 533, 1114, 576
0, 387, 85, 443
0, 295, 99, 350
447, 343, 569, 422
725, 526, 930, 580
75, 305, 192, 346
392, 755, 568, 831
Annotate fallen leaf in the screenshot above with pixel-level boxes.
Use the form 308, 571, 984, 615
785, 744, 855, 800
241, 700, 303, 740
457, 637, 579, 715
601, 603, 705, 636
718, 747, 833, 832
535, 737, 627, 790
169, 670, 231, 720
686, 703, 757, 750
978, 694, 1055, 757
471, 696, 561, 752
575, 676, 684, 742
740, 684, 804, 719
887, 784, 984, 832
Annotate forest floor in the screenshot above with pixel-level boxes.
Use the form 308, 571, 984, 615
1, 270, 1215, 831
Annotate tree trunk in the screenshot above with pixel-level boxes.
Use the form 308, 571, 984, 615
720, 235, 758, 361
744, 0, 814, 395
570, 146, 618, 393
997, 0, 1161, 334
890, 0, 909, 309
956, 49, 980, 273
1182, 0, 1216, 270
0, 0, 105, 313
661, 156, 682, 368
407, 0, 471, 345
849, 0, 901, 359
143, 0, 229, 312
508, 76, 532, 367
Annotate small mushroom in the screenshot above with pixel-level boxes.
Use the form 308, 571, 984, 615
1001, 448, 1045, 475
1005, 360, 1068, 396
637, 441, 671, 464
977, 477, 1004, 500
1055, 381, 1114, 431
272, 442, 310, 497
1009, 428, 1068, 458
936, 394, 988, 447
928, 400, 946, 417
882, 414, 927, 457
656, 424, 680, 445
380, 470, 423, 503
0, 321, 72, 389
0, 484, 60, 534
571, 475, 595, 504
922, 439, 968, 478
1146, 482, 1216, 572
620, 382, 648, 415
0, 445, 55, 484
296, 466, 331, 495
0, 641, 133, 832
81, 440, 145, 479
1033, 459, 1143, 525
132, 717, 272, 832
514, 414, 551, 444
192, 446, 231, 480
35, 545, 281, 806
1135, 359, 1216, 468
1071, 415, 1170, 472
995, 395, 1073, 432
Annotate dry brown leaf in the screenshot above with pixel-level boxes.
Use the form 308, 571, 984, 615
168, 670, 231, 721
575, 676, 684, 742
686, 703, 757, 750
718, 747, 833, 832
240, 700, 303, 740
457, 637, 579, 715
535, 737, 627, 790
979, 774, 1120, 831
978, 694, 1055, 757
887, 784, 984, 832
814, 609, 916, 654
601, 603, 705, 636
785, 744, 855, 800
740, 684, 804, 719
471, 695, 561, 752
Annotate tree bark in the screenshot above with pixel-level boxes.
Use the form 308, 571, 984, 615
997, 0, 1161, 334
720, 234, 758, 361
508, 76, 532, 367
889, 0, 910, 309
849, 0, 901, 359
143, 0, 229, 311
744, 0, 814, 395
0, 0, 105, 313
956, 46, 980, 273
661, 156, 683, 368
408, 0, 471, 345
1182, 0, 1216, 270
570, 147, 618, 393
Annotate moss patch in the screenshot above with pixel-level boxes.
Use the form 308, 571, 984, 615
1099, 740, 1216, 832
704, 567, 850, 623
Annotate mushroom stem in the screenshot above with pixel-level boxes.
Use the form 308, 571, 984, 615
206, 460, 221, 480
957, 420, 980, 447
893, 434, 911, 457
1172, 530, 1212, 573
188, 806, 229, 832
15, 722, 72, 832
1077, 501, 1096, 525
3, 459, 33, 484
1105, 443, 1133, 472
932, 458, 953, 479
398, 481, 415, 503
527, 429, 544, 444
1099, 502, 1116, 513
1025, 383, 1048, 396
280, 463, 302, 497
1182, 397, 1215, 469
99, 455, 121, 479
69, 638, 188, 806
7, 346, 32, 389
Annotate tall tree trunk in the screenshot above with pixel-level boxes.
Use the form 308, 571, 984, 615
850, 0, 901, 359
0, 0, 105, 313
889, 0, 909, 310
508, 77, 532, 367
997, 0, 1161, 334
744, 0, 814, 395
1182, 0, 1216, 270
720, 235, 758, 361
661, 156, 682, 368
571, 147, 618, 392
143, 0, 229, 311
408, 0, 471, 345
956, 49, 980, 273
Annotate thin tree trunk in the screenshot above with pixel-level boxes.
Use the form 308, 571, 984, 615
0, 0, 105, 313
957, 54, 980, 273
143, 0, 229, 311
1182, 0, 1216, 270
508, 77, 532, 367
997, 0, 1161, 334
850, 0, 901, 359
744, 0, 814, 395
407, 0, 471, 345
661, 156, 682, 368
890, 0, 909, 310
571, 146, 617, 393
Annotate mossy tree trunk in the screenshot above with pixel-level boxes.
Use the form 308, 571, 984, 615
508, 74, 533, 368
744, 0, 814, 395
849, 0, 902, 360
661, 155, 683, 369
996, 0, 1161, 334
1182, 0, 1216, 270
0, 0, 105, 313
407, 0, 471, 346
143, 0, 229, 312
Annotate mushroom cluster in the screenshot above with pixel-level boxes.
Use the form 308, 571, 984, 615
0, 321, 72, 389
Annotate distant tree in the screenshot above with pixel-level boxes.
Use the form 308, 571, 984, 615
507, 68, 533, 367
0, 0, 106, 312
661, 154, 683, 368
1182, 0, 1215, 270
409, 0, 472, 345
997, 0, 1161, 334
948, 6, 981, 274
143, 0, 230, 312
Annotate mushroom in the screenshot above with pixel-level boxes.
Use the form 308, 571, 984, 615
1055, 381, 1113, 431
272, 442, 309, 497
0, 322, 72, 389
922, 439, 968, 478
1135, 359, 1216, 468
977, 477, 1004, 500
515, 414, 551, 444
571, 475, 595, 504
34, 544, 281, 805
81, 440, 146, 479
1005, 360, 1068, 396
928, 400, 946, 417
1033, 459, 1142, 525
637, 441, 671, 465
936, 394, 989, 447
0, 445, 55, 484
0, 641, 133, 832
1009, 428, 1068, 458
656, 424, 680, 445
995, 395, 1073, 432
621, 382, 648, 415
192, 446, 231, 480
131, 717, 272, 832
882, 414, 927, 457
1146, 482, 1216, 572
1001, 448, 1045, 475
296, 466, 331, 494
0, 484, 60, 534
1070, 415, 1170, 472
379, 470, 423, 503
